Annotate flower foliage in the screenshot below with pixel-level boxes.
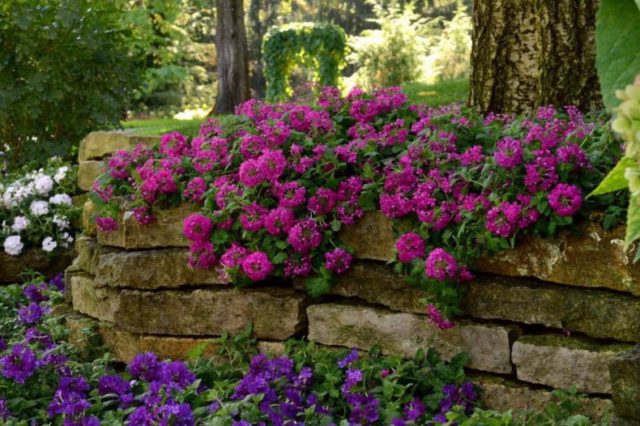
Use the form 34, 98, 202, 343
92, 86, 621, 321
0, 273, 478, 425
1, 159, 78, 256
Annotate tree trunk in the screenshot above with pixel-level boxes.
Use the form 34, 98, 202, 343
469, 0, 603, 114
215, 0, 250, 114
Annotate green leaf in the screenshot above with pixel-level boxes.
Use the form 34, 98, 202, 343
187, 341, 210, 361
589, 156, 636, 196
596, 0, 640, 110
625, 195, 640, 249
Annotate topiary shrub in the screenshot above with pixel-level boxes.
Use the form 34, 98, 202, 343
0, 0, 142, 169
262, 22, 347, 102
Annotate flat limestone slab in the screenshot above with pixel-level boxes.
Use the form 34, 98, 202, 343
97, 204, 198, 249
78, 131, 159, 161
70, 275, 307, 340
609, 346, 640, 420
511, 335, 632, 394
307, 303, 517, 374
473, 221, 640, 296
474, 374, 612, 421
77, 160, 106, 192
464, 275, 640, 342
94, 248, 228, 288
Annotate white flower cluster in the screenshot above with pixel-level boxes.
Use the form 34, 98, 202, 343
1, 161, 76, 256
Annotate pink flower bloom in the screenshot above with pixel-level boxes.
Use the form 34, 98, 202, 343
548, 183, 583, 217
324, 248, 353, 274
275, 181, 306, 208
108, 150, 132, 179
258, 150, 286, 181
557, 143, 590, 169
337, 177, 363, 202
379, 193, 412, 218
240, 134, 266, 159
288, 219, 322, 254
264, 207, 295, 236
159, 132, 189, 158
96, 217, 118, 233
239, 159, 265, 187
396, 233, 425, 263
426, 304, 454, 330
220, 243, 250, 269
425, 248, 458, 281
283, 254, 313, 278
239, 203, 268, 232
308, 188, 337, 216
187, 240, 217, 270
133, 206, 155, 225
183, 214, 213, 242
485, 201, 522, 238
336, 202, 364, 225
524, 156, 558, 192
459, 145, 484, 166
242, 251, 273, 281
184, 177, 207, 204
493, 138, 523, 169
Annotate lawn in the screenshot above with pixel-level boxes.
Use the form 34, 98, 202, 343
121, 78, 470, 136
122, 117, 205, 137
402, 78, 469, 107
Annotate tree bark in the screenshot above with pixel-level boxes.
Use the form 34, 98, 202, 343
469, 0, 603, 114
215, 0, 250, 114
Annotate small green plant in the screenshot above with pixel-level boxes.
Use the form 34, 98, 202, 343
262, 22, 347, 101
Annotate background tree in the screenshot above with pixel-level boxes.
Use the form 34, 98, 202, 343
469, 0, 603, 114
215, 0, 250, 114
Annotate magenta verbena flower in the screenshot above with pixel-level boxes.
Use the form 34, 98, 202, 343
220, 243, 250, 269
485, 201, 522, 238
287, 219, 322, 254
548, 183, 583, 217
264, 207, 295, 236
424, 248, 458, 281
396, 232, 425, 263
493, 137, 523, 169
324, 248, 353, 274
182, 214, 214, 242
242, 251, 274, 282
96, 216, 118, 233
426, 304, 455, 330
187, 240, 217, 270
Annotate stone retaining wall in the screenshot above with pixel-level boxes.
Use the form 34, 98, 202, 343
67, 200, 640, 421
68, 132, 640, 422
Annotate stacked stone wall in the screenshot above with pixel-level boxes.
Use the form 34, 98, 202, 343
66, 131, 640, 422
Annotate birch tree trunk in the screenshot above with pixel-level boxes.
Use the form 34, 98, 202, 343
469, 0, 603, 114
215, 0, 250, 114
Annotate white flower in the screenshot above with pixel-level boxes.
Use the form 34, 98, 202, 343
11, 216, 29, 232
42, 236, 57, 252
53, 215, 70, 230
3, 235, 24, 256
60, 232, 74, 248
49, 193, 72, 206
54, 166, 69, 184
34, 175, 54, 195
30, 200, 49, 216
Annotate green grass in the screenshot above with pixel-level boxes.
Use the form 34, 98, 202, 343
120, 79, 469, 136
121, 117, 205, 137
402, 78, 469, 107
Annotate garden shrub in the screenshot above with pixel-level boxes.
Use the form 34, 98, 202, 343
1, 159, 78, 256
91, 86, 624, 323
348, 3, 430, 89
263, 22, 347, 101
0, 273, 480, 424
0, 0, 142, 168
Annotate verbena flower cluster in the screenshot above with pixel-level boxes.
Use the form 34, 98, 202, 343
1, 159, 77, 256
0, 274, 478, 425
92, 86, 618, 322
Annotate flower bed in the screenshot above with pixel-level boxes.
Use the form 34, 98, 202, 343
91, 86, 624, 323
1, 159, 80, 281
0, 273, 493, 425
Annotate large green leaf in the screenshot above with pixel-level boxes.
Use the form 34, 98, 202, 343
625, 195, 640, 249
596, 0, 640, 110
589, 156, 636, 196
